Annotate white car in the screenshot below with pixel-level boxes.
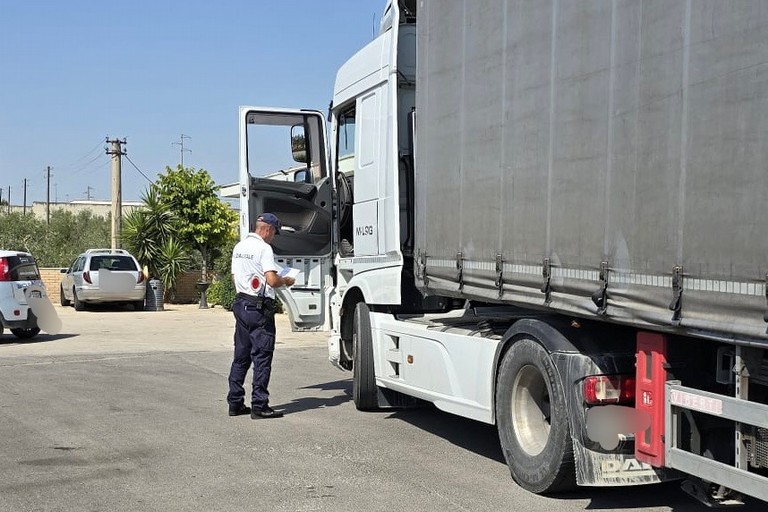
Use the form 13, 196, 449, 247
0, 250, 44, 339
60, 249, 146, 311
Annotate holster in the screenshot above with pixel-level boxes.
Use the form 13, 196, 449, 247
236, 292, 275, 314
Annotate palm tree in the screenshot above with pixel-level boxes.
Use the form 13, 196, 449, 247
123, 186, 190, 296
156, 237, 191, 299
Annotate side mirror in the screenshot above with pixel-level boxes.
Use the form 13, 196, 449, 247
291, 124, 307, 163
293, 170, 309, 183
60, 268, 68, 273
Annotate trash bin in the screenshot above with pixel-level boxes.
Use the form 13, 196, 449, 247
145, 279, 164, 311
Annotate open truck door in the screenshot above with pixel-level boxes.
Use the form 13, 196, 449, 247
239, 107, 333, 331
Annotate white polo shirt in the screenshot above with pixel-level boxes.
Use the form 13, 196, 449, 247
231, 233, 279, 299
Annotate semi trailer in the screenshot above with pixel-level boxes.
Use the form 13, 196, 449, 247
238, 0, 768, 505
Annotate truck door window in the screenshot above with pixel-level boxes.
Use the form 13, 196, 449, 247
245, 113, 327, 184
336, 106, 356, 256
337, 108, 356, 173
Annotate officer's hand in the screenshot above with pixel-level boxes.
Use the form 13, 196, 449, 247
283, 276, 295, 287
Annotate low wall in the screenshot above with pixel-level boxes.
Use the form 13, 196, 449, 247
40, 268, 206, 304
40, 268, 66, 301
174, 271, 208, 303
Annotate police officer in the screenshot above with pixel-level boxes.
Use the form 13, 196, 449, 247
227, 213, 295, 419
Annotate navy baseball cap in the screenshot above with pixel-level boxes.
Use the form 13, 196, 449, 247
257, 213, 281, 234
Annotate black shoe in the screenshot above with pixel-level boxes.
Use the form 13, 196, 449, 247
228, 404, 251, 416
251, 406, 284, 419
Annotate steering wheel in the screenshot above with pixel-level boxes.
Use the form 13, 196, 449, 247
336, 172, 353, 228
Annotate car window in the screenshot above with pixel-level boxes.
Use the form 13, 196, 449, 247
89, 256, 138, 271
74, 257, 85, 272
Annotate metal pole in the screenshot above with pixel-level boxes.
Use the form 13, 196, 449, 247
173, 134, 191, 169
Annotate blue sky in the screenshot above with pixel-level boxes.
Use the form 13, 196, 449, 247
0, 0, 383, 204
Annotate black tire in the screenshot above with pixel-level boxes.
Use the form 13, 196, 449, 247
73, 288, 85, 311
352, 302, 379, 410
60, 284, 71, 307
133, 300, 144, 311
0, 324, 4, 337
11, 327, 40, 340
496, 338, 576, 494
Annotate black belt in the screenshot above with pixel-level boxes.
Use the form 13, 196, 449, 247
236, 293, 275, 310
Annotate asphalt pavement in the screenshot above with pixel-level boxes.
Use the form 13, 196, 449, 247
0, 304, 763, 512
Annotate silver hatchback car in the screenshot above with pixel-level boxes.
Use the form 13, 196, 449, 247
60, 249, 145, 311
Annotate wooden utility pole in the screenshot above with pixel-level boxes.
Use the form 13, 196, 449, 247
22, 179, 27, 215
106, 138, 126, 250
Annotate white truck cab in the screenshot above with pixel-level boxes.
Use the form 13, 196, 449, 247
239, 0, 418, 358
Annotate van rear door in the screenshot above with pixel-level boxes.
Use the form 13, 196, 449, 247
8, 254, 42, 304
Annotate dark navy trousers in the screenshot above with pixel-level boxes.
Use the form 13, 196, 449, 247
227, 297, 276, 411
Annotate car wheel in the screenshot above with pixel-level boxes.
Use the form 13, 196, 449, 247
60, 284, 71, 307
73, 288, 86, 311
11, 327, 40, 340
133, 300, 144, 311
0, 324, 4, 337
496, 338, 576, 493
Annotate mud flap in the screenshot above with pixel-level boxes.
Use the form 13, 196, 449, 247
572, 438, 673, 486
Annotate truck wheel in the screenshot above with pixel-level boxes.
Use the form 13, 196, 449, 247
352, 302, 379, 410
73, 288, 85, 311
496, 338, 575, 493
11, 327, 40, 340
60, 284, 71, 307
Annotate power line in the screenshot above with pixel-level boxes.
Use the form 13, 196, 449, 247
67, 141, 104, 166
70, 152, 110, 177
124, 154, 153, 183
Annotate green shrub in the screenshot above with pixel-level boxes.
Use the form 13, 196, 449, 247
207, 275, 237, 310
0, 210, 110, 267
275, 296, 284, 314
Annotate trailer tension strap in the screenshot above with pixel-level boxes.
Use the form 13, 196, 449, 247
456, 252, 464, 292
416, 250, 428, 286
763, 273, 768, 333
669, 266, 683, 324
541, 257, 552, 304
591, 260, 609, 315
495, 253, 504, 298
